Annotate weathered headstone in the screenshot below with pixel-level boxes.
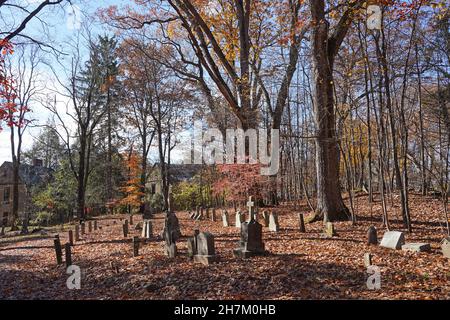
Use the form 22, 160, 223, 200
380, 231, 405, 250
81, 222, 85, 235
235, 211, 243, 228
74, 225, 80, 241
194, 232, 218, 265
222, 210, 229, 227
364, 253, 373, 267
162, 212, 181, 258
54, 235, 63, 265
269, 212, 279, 232
133, 236, 140, 257
123, 220, 129, 238
324, 222, 336, 237
68, 230, 74, 246
367, 226, 378, 245
441, 238, 450, 259
187, 230, 200, 259
211, 208, 216, 222
234, 220, 266, 259
298, 213, 306, 233
65, 243, 72, 267
261, 210, 270, 227
402, 243, 431, 253
142, 220, 153, 239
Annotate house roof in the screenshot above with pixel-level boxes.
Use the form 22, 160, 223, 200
0, 161, 53, 187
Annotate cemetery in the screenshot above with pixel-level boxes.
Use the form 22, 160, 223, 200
0, 194, 449, 300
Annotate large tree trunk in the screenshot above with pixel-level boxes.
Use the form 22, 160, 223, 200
307, 0, 350, 222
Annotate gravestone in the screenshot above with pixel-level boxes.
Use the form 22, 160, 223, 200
162, 212, 181, 258
68, 230, 74, 246
53, 235, 63, 265
441, 238, 450, 259
187, 230, 200, 260
234, 219, 266, 259
261, 210, 270, 227
74, 225, 80, 241
269, 212, 279, 232
324, 222, 336, 237
123, 220, 129, 238
367, 226, 378, 245
364, 253, 373, 267
298, 213, 306, 233
189, 211, 196, 220
222, 210, 229, 227
247, 196, 256, 221
81, 222, 85, 235
235, 211, 243, 228
211, 208, 216, 222
65, 243, 72, 267
133, 236, 140, 257
88, 221, 92, 233
142, 220, 153, 239
380, 231, 405, 250
402, 243, 431, 253
194, 232, 218, 265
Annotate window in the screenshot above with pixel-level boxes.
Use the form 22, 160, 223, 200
3, 187, 10, 202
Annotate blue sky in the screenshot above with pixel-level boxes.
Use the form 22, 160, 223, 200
0, 0, 129, 164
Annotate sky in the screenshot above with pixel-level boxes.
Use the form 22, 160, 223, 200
0, 0, 188, 165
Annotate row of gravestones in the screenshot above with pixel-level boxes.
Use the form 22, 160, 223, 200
366, 226, 450, 260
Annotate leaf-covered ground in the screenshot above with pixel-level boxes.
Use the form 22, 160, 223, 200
0, 194, 449, 300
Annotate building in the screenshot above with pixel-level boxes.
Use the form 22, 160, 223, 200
146, 163, 203, 195
0, 160, 53, 226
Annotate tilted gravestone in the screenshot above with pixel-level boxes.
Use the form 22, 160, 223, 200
234, 219, 266, 259
222, 210, 229, 227
441, 238, 450, 259
380, 231, 405, 250
269, 212, 279, 232
261, 211, 270, 227
235, 211, 243, 229
194, 232, 218, 265
402, 243, 431, 253
367, 226, 378, 245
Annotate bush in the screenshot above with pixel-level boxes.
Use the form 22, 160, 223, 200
30, 211, 55, 227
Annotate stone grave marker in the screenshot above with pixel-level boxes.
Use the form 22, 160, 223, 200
187, 230, 200, 260
234, 220, 266, 259
211, 208, 216, 222
194, 232, 218, 265
298, 213, 306, 233
74, 225, 80, 241
269, 212, 279, 232
162, 212, 181, 258
81, 222, 85, 235
53, 235, 63, 265
441, 238, 450, 259
324, 222, 336, 237
235, 211, 243, 229
142, 220, 153, 239
402, 243, 431, 253
380, 231, 405, 250
133, 236, 140, 257
367, 226, 378, 245
364, 253, 373, 267
65, 243, 72, 267
222, 210, 229, 227
68, 230, 74, 246
261, 211, 270, 227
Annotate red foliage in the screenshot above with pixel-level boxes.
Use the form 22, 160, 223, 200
0, 39, 20, 132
